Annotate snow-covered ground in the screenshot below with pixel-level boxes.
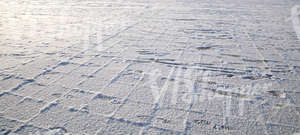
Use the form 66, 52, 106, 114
1, 0, 300, 134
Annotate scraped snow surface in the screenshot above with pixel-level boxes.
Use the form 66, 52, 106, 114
1, 0, 300, 134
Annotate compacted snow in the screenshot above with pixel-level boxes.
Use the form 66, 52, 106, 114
1, 0, 300, 134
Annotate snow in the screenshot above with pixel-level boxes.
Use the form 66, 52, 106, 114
1, 0, 300, 134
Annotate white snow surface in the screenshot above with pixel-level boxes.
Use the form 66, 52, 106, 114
1, 0, 300, 134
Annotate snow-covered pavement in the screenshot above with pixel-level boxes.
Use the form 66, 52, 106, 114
1, 0, 300, 134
